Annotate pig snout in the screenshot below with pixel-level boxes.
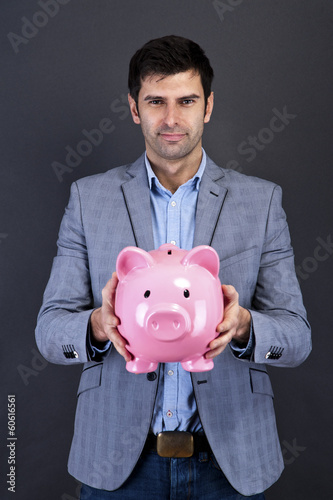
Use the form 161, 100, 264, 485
146, 304, 191, 341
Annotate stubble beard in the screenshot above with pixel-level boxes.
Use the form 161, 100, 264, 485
146, 126, 204, 162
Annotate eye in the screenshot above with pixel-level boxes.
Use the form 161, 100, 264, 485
149, 99, 163, 105
144, 290, 151, 298
183, 289, 190, 298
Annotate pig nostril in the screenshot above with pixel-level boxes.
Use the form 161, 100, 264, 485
152, 321, 159, 330
173, 320, 180, 329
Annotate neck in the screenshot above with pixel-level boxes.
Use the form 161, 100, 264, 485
147, 147, 203, 194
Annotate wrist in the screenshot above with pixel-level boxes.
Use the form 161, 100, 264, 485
233, 307, 251, 346
90, 308, 109, 343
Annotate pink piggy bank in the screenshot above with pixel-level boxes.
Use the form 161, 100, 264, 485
115, 243, 223, 373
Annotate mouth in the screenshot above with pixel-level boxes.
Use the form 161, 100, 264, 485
159, 133, 186, 142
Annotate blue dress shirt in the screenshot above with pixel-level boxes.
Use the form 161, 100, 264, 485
145, 150, 206, 434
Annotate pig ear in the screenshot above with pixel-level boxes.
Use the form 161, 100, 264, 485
116, 246, 154, 281
181, 245, 220, 278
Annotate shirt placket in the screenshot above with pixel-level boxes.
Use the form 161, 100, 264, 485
166, 190, 181, 247
162, 362, 179, 430
162, 189, 184, 429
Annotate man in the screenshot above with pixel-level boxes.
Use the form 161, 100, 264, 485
36, 36, 311, 499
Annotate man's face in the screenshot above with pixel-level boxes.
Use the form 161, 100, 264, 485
128, 70, 214, 164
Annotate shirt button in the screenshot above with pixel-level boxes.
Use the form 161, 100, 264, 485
171, 201, 177, 207
170, 240, 176, 245
146, 372, 157, 381
166, 410, 173, 418
168, 370, 174, 376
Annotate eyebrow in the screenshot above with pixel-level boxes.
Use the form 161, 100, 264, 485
143, 94, 201, 101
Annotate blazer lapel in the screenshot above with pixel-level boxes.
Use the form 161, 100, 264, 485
193, 156, 228, 246
121, 154, 155, 251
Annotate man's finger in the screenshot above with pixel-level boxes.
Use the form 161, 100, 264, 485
222, 284, 239, 304
111, 332, 132, 361
206, 331, 233, 358
102, 273, 119, 309
216, 318, 234, 334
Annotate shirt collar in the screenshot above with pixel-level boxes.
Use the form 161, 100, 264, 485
145, 148, 206, 192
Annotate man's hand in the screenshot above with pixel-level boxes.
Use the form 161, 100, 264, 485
90, 272, 132, 362
206, 284, 251, 359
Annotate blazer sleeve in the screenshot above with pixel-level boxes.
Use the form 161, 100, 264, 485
35, 181, 109, 365
249, 185, 311, 367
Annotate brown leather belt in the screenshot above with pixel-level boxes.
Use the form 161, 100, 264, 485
144, 431, 211, 458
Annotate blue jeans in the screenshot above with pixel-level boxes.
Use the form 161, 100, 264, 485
80, 451, 265, 500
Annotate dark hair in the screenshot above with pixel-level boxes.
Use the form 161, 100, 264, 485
128, 35, 214, 107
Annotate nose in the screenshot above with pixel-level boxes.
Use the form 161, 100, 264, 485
146, 305, 190, 341
163, 104, 178, 128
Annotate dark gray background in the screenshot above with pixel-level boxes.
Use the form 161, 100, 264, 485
1, 1, 332, 499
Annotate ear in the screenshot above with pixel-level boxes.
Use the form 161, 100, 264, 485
116, 246, 154, 281
204, 91, 214, 124
181, 245, 219, 278
128, 93, 141, 124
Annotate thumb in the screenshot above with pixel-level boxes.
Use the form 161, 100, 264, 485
222, 284, 237, 298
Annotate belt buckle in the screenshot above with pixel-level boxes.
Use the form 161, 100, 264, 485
156, 431, 194, 458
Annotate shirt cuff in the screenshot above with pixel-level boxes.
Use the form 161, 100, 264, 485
86, 317, 111, 362
229, 315, 254, 360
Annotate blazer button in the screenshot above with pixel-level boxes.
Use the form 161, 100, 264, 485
147, 372, 157, 381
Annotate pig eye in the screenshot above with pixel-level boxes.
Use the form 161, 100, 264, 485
144, 290, 151, 298
183, 289, 190, 298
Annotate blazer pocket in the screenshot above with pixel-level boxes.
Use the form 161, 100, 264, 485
77, 363, 103, 397
219, 246, 257, 270
250, 368, 274, 398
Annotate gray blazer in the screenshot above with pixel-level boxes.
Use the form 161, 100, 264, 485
35, 154, 311, 496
